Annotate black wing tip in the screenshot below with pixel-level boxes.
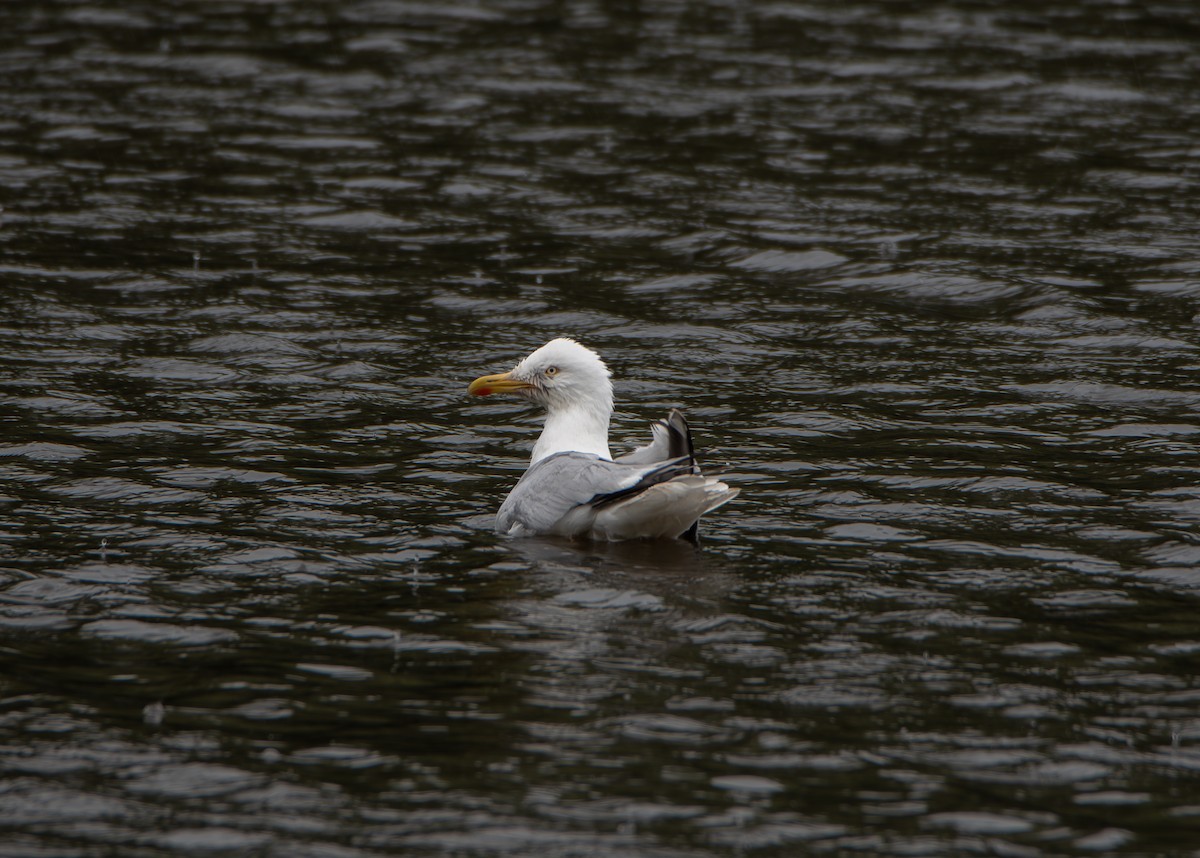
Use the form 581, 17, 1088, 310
587, 455, 693, 510
662, 409, 697, 471
680, 519, 700, 544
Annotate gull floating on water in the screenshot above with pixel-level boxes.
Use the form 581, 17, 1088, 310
468, 338, 738, 541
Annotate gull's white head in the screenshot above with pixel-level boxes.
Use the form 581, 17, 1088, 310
469, 338, 615, 462
469, 337, 613, 414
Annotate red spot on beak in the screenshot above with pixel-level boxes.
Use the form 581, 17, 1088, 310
473, 387, 492, 397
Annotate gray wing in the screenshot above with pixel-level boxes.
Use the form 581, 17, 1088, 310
497, 452, 692, 535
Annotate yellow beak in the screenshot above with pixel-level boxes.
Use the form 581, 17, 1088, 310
468, 370, 534, 397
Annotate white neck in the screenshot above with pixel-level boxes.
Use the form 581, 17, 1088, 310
531, 403, 612, 464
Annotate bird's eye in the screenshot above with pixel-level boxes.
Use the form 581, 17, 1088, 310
545, 366, 559, 377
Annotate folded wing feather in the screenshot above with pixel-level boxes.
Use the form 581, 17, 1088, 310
614, 410, 696, 469
590, 475, 736, 541
496, 410, 738, 540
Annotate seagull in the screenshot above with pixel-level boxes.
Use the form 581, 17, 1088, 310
467, 337, 738, 541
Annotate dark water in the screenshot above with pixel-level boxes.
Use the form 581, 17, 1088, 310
3, 0, 1200, 854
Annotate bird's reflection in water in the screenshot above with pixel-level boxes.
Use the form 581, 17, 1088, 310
494, 536, 742, 716
503, 535, 735, 600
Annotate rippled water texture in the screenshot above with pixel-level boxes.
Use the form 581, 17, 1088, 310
3, 1, 1200, 855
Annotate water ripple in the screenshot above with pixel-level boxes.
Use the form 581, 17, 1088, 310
3, 0, 1200, 854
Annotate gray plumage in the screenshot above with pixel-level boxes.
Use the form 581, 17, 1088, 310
497, 452, 694, 537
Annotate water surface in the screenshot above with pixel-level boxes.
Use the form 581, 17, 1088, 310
3, 0, 1200, 855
